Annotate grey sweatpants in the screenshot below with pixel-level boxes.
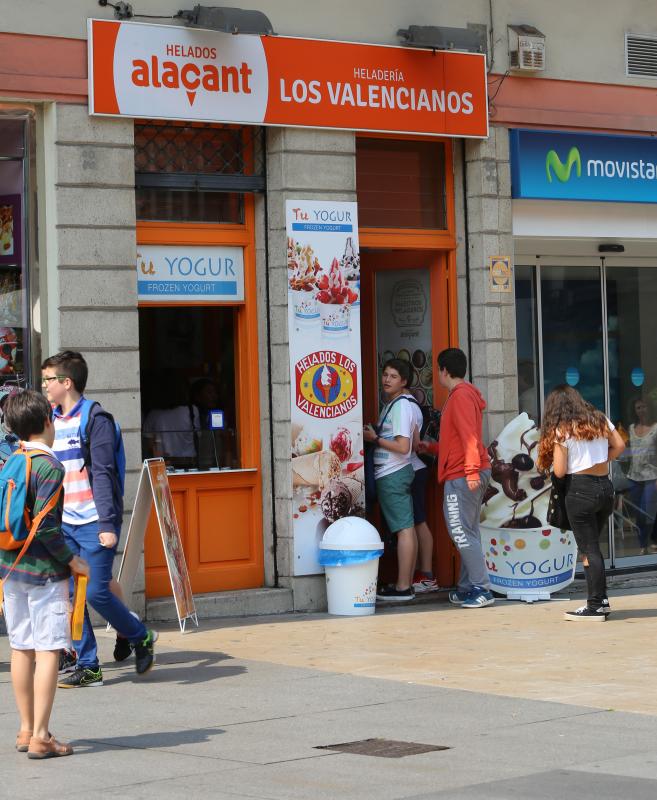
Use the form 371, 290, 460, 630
443, 470, 492, 593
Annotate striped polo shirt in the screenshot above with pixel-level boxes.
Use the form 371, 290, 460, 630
52, 397, 99, 526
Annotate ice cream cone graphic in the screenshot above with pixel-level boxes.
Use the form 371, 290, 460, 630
318, 365, 337, 405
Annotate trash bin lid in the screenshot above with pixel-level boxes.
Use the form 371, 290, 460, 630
319, 516, 383, 551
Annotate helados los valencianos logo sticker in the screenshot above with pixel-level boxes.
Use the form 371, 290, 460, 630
295, 350, 358, 419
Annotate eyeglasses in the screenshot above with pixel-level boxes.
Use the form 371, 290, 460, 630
41, 376, 66, 386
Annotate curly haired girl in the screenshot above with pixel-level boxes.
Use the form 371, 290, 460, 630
538, 385, 625, 621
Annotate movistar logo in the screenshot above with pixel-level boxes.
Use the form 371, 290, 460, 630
545, 147, 582, 183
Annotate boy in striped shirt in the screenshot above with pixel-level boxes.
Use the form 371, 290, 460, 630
41, 351, 157, 686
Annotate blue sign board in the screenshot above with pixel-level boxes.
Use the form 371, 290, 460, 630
510, 129, 657, 203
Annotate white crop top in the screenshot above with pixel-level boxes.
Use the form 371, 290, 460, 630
561, 418, 615, 474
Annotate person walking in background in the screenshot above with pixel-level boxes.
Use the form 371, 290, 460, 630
537, 385, 625, 621
364, 359, 418, 602
417, 348, 493, 609
625, 397, 657, 554
41, 351, 157, 685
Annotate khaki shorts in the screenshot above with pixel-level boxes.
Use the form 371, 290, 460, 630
3, 577, 71, 651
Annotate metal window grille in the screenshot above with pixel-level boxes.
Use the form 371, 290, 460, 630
134, 122, 265, 192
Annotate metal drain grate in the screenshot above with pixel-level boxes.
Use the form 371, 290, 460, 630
315, 738, 450, 758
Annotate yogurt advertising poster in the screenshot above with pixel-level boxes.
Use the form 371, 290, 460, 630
286, 200, 365, 575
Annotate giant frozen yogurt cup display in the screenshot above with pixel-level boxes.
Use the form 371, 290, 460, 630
480, 413, 577, 599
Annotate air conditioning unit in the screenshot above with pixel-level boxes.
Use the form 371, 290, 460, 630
508, 25, 545, 71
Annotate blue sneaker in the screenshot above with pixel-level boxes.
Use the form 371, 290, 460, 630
448, 589, 470, 606
462, 588, 495, 608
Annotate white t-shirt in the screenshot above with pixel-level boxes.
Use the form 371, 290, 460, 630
561, 417, 615, 474
143, 405, 200, 458
373, 394, 417, 479
628, 423, 657, 481
408, 398, 426, 472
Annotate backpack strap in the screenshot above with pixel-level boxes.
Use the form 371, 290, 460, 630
375, 395, 408, 435
0, 451, 63, 608
79, 398, 99, 447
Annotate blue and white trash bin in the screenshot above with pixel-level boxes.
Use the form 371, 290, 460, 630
318, 517, 384, 616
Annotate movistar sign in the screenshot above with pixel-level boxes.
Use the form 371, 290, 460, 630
511, 129, 657, 203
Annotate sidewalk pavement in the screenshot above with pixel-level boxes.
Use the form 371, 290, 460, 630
3, 586, 657, 799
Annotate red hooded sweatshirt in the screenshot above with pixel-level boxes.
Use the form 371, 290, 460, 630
429, 381, 491, 483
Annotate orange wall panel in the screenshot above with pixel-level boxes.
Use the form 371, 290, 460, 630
197, 487, 253, 563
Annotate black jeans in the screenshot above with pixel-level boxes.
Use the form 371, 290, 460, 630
564, 474, 614, 609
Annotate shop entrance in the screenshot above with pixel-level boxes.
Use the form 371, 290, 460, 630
360, 249, 456, 587
515, 251, 657, 569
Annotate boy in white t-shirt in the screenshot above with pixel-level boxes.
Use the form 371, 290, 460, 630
364, 359, 419, 602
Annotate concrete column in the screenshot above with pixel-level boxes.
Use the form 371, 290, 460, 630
49, 104, 144, 614
464, 127, 518, 442
265, 127, 356, 611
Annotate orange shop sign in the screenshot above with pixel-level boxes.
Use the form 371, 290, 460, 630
88, 19, 488, 138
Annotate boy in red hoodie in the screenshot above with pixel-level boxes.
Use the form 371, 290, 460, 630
419, 348, 493, 608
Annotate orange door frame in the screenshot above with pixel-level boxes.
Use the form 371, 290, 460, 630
357, 134, 460, 586
137, 193, 264, 596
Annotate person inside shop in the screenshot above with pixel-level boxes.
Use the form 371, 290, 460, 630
190, 378, 222, 469
537, 384, 625, 621
625, 396, 657, 554
143, 383, 201, 470
363, 358, 419, 603
409, 402, 439, 594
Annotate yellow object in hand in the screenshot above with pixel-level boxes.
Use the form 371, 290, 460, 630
71, 575, 88, 641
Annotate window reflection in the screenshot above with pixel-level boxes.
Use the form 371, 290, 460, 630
139, 307, 239, 470
540, 266, 604, 410
607, 267, 657, 558
515, 265, 539, 422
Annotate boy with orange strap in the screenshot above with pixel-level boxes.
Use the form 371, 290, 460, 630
0, 390, 89, 759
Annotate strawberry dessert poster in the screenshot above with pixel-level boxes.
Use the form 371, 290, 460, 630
286, 200, 365, 575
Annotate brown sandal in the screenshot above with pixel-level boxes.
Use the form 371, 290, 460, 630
27, 735, 73, 759
16, 730, 33, 752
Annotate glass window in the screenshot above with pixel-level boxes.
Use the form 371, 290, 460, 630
356, 138, 446, 229
606, 266, 657, 560
0, 115, 30, 389
135, 188, 242, 224
138, 307, 239, 471
375, 267, 434, 410
540, 265, 604, 410
515, 265, 539, 422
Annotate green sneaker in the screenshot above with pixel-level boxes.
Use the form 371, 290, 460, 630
134, 629, 158, 675
57, 666, 103, 688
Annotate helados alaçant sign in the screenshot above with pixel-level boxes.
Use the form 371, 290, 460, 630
511, 128, 657, 203
88, 19, 488, 138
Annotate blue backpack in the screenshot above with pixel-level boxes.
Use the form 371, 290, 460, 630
79, 398, 126, 496
0, 445, 63, 606
0, 446, 63, 598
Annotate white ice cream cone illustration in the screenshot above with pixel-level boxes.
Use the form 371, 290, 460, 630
319, 365, 335, 405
